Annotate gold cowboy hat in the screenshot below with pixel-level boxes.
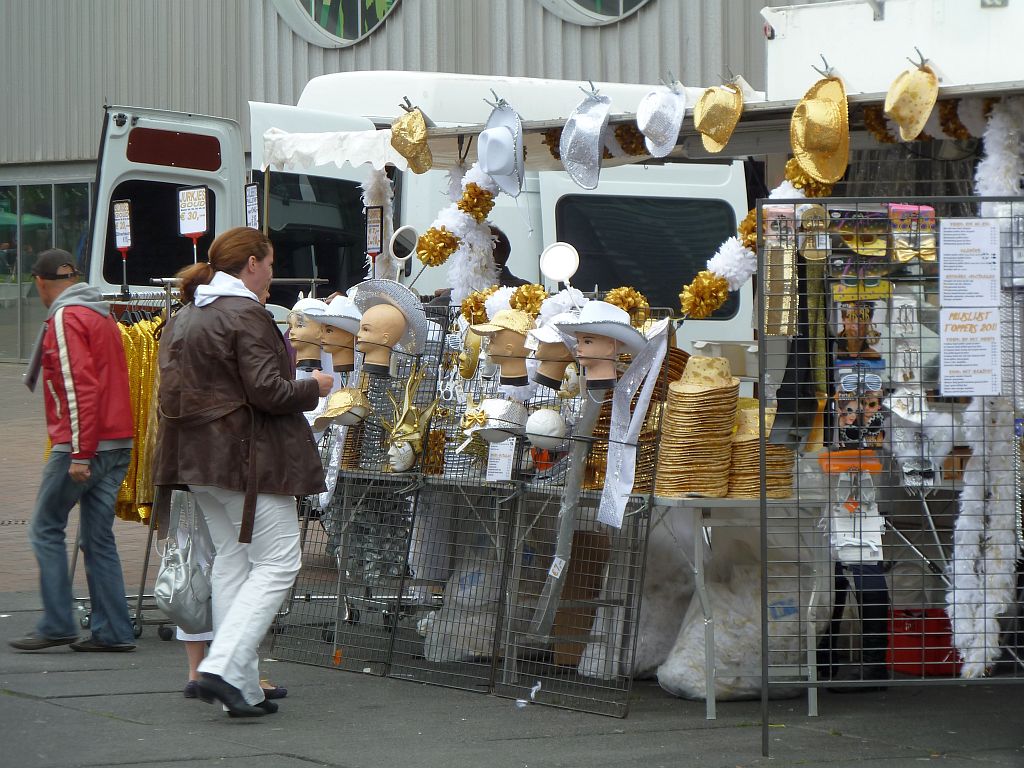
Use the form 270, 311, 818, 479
790, 77, 849, 184
693, 84, 743, 154
390, 107, 433, 175
884, 64, 939, 142
312, 387, 372, 432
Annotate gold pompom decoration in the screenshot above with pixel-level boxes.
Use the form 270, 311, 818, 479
416, 226, 460, 267
784, 157, 834, 198
604, 286, 650, 326
862, 104, 897, 145
614, 124, 647, 156
542, 128, 562, 160
460, 286, 498, 324
938, 100, 971, 141
738, 208, 758, 252
679, 271, 730, 320
510, 283, 547, 318
456, 182, 495, 223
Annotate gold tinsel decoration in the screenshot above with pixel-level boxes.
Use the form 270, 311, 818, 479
862, 104, 897, 144
510, 283, 547, 317
738, 208, 758, 252
460, 286, 499, 324
784, 157, 835, 198
604, 286, 650, 326
456, 182, 496, 223
421, 430, 446, 475
679, 270, 730, 319
938, 100, 971, 141
542, 128, 562, 160
416, 226, 460, 267
614, 124, 647, 156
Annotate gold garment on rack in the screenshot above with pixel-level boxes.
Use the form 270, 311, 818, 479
115, 316, 162, 522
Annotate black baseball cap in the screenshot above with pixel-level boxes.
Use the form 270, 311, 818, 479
31, 249, 80, 280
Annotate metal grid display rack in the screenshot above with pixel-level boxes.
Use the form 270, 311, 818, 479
270, 304, 670, 716
756, 196, 1024, 751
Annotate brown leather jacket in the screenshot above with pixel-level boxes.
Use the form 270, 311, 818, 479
153, 297, 325, 540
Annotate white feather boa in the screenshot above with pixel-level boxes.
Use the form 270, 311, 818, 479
439, 164, 500, 304
945, 97, 1024, 677
360, 168, 396, 280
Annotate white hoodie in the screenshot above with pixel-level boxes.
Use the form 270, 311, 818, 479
194, 271, 258, 307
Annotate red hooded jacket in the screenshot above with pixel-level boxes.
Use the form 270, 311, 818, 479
39, 284, 134, 460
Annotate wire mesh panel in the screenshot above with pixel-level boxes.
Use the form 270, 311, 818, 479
758, 196, 1024, 703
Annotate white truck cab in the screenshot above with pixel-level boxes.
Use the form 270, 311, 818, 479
88, 72, 753, 351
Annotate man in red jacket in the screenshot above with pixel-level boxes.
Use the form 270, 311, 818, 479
9, 249, 137, 652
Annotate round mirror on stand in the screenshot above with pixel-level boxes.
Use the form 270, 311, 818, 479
389, 225, 418, 282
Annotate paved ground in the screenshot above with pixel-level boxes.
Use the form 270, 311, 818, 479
1, 362, 1022, 768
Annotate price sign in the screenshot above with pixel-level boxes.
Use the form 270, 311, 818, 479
365, 206, 383, 255
178, 186, 209, 237
245, 182, 260, 229
112, 200, 132, 249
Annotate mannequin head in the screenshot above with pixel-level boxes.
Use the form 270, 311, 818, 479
287, 312, 324, 370
356, 303, 408, 373
471, 309, 534, 386
575, 332, 620, 389
487, 328, 530, 384
322, 324, 356, 372
533, 340, 575, 390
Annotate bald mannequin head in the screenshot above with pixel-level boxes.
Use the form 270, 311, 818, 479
356, 303, 408, 373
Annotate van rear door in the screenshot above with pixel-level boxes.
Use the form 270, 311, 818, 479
538, 161, 751, 353
88, 106, 245, 294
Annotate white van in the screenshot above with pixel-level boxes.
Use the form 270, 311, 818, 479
87, 71, 752, 352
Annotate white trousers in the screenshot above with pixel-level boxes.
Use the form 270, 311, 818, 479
191, 485, 301, 705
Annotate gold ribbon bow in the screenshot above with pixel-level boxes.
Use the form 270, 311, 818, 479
461, 410, 488, 431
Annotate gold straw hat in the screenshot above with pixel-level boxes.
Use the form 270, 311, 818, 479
470, 308, 534, 337
884, 64, 939, 142
671, 356, 740, 395
312, 387, 372, 432
790, 77, 849, 184
732, 407, 777, 443
693, 84, 744, 153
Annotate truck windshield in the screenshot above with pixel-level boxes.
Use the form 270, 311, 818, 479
555, 195, 739, 318
252, 169, 367, 306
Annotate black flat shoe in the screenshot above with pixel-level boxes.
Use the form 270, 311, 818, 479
196, 673, 265, 718
229, 698, 278, 717
8, 634, 78, 651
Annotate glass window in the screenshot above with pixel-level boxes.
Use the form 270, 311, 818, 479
537, 0, 650, 26
253, 170, 369, 305
0, 186, 18, 360
554, 194, 739, 319
55, 183, 92, 267
101, 180, 216, 286
272, 0, 399, 45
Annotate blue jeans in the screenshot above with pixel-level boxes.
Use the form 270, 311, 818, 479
29, 448, 134, 644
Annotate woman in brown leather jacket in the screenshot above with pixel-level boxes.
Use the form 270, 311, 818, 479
154, 227, 332, 718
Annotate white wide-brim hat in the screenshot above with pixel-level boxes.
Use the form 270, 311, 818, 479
529, 310, 579, 348
559, 91, 612, 190
350, 278, 428, 355
637, 85, 687, 158
553, 300, 645, 356
478, 100, 524, 198
320, 294, 361, 334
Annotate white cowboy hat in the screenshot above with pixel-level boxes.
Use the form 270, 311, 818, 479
529, 310, 579, 347
559, 90, 612, 190
319, 294, 361, 334
349, 278, 428, 355
553, 300, 646, 356
290, 297, 330, 318
478, 99, 524, 198
636, 85, 687, 158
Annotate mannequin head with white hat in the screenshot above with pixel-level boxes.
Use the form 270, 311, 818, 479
288, 297, 330, 371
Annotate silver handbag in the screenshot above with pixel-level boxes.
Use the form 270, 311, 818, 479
154, 491, 212, 634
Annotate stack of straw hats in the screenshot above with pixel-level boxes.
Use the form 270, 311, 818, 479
727, 407, 796, 499
655, 356, 739, 497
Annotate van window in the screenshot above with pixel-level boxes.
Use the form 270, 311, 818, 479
555, 195, 739, 319
252, 170, 367, 306
100, 180, 216, 286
